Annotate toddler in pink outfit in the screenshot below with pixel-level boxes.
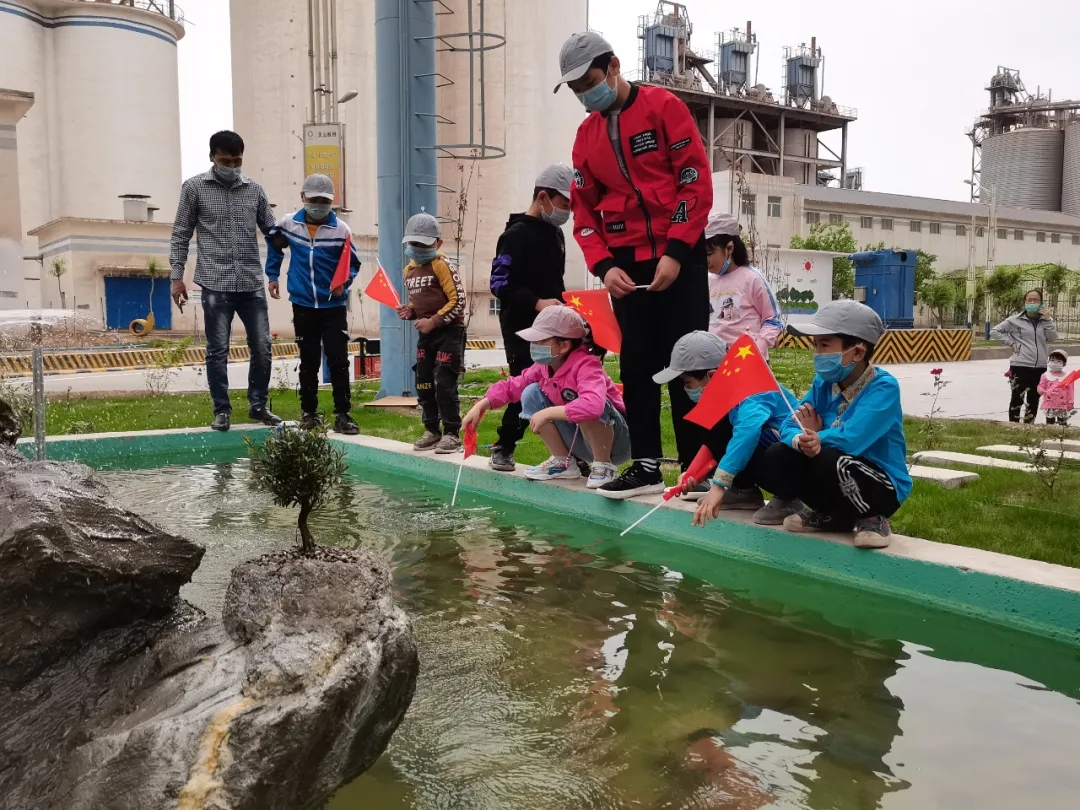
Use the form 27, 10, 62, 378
1038, 349, 1074, 425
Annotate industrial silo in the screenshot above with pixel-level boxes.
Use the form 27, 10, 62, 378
0, 0, 183, 240
1062, 122, 1080, 217
706, 118, 753, 172
781, 126, 819, 185
980, 128, 1064, 211
229, 0, 588, 336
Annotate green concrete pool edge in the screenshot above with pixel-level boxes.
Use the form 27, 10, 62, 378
19, 429, 1080, 648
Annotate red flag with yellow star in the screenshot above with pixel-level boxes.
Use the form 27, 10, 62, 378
562, 289, 622, 354
363, 261, 402, 309
686, 334, 779, 429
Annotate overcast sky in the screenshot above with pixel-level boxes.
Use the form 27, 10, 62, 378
177, 0, 1078, 202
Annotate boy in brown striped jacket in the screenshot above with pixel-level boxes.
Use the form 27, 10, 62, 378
397, 213, 468, 453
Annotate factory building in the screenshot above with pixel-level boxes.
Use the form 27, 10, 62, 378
0, 0, 184, 325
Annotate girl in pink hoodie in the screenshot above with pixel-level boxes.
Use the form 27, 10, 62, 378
462, 306, 630, 488
1038, 349, 1075, 425
704, 212, 784, 357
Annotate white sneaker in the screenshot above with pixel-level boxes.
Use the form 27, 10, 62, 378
524, 456, 582, 482
587, 462, 618, 489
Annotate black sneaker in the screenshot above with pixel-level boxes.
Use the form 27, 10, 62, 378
597, 461, 665, 501
854, 515, 892, 549
300, 412, 323, 431
490, 446, 516, 472
334, 413, 360, 436
210, 413, 231, 432
249, 407, 283, 427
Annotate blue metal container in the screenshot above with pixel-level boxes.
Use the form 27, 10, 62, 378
644, 24, 677, 74
851, 250, 916, 329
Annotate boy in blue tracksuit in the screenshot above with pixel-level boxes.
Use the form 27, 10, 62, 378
756, 300, 912, 549
265, 173, 361, 434
654, 332, 802, 527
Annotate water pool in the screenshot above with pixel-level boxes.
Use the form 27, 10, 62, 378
93, 451, 1080, 810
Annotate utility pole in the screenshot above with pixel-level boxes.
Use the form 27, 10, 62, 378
984, 185, 997, 340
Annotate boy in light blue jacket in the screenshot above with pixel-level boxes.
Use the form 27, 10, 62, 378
755, 301, 911, 549
266, 174, 361, 434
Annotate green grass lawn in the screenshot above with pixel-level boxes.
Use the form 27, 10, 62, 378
20, 348, 1080, 568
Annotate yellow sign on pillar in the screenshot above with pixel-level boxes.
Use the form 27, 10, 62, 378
303, 123, 344, 206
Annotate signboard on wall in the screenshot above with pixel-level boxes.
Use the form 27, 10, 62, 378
751, 248, 840, 326
303, 123, 345, 207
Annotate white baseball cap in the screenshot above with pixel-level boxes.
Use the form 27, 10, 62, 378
302, 173, 335, 201
554, 31, 614, 93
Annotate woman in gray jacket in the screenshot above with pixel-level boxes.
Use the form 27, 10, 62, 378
991, 289, 1058, 423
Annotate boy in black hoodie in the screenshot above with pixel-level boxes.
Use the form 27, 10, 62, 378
488, 163, 574, 471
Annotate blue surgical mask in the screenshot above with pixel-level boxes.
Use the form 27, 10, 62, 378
814, 350, 856, 384
304, 203, 332, 221
405, 246, 437, 265
530, 343, 560, 365
1025, 303, 1042, 316
684, 385, 703, 403
576, 75, 618, 113
213, 164, 240, 183
719, 258, 732, 275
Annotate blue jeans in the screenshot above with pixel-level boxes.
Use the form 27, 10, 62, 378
519, 383, 631, 465
202, 288, 272, 415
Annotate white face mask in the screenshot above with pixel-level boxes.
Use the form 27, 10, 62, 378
1049, 361, 1065, 372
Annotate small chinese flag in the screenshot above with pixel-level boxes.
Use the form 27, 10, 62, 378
663, 446, 716, 501
330, 234, 353, 291
363, 261, 402, 309
463, 423, 478, 459
1052, 369, 1080, 389
686, 334, 779, 430
562, 289, 622, 354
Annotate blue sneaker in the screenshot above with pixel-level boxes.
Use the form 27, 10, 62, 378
524, 456, 582, 482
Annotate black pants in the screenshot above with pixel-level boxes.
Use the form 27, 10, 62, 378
1009, 365, 1045, 423
495, 333, 533, 452
611, 247, 710, 467
293, 304, 350, 416
416, 325, 465, 435
703, 419, 772, 490
755, 443, 901, 526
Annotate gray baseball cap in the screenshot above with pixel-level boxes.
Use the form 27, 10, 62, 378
517, 305, 587, 342
535, 163, 575, 199
705, 211, 742, 239
402, 212, 441, 246
789, 300, 885, 345
554, 31, 614, 93
653, 331, 729, 384
302, 173, 335, 201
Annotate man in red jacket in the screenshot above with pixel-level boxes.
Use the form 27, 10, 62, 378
555, 31, 713, 499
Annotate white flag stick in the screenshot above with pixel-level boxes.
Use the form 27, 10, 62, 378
451, 454, 466, 507
620, 500, 667, 537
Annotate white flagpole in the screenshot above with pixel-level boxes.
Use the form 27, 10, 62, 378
451, 456, 465, 507
620, 500, 667, 537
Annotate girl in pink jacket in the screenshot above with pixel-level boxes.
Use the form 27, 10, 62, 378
705, 212, 784, 357
1038, 349, 1075, 425
462, 306, 630, 488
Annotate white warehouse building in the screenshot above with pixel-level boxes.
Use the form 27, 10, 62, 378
713, 171, 1080, 272
0, 0, 184, 323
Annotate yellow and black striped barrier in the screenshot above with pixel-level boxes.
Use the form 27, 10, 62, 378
1, 338, 503, 377
778, 328, 971, 363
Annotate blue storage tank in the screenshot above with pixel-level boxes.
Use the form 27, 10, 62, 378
851, 250, 916, 329
643, 24, 678, 75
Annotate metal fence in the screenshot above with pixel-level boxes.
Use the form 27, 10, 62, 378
71, 0, 185, 26
946, 266, 1080, 339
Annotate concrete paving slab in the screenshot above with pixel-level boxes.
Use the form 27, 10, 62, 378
978, 444, 1080, 463
912, 450, 1035, 472
1044, 439, 1080, 452
909, 465, 980, 488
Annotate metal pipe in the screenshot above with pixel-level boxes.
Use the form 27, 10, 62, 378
840, 121, 848, 188
330, 0, 340, 123
312, 0, 323, 121
707, 98, 715, 172
779, 111, 786, 176
467, 0, 475, 147
323, 0, 333, 121
31, 342, 45, 461
309, 0, 318, 121
479, 0, 486, 150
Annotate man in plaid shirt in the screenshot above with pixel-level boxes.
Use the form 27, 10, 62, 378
170, 130, 282, 431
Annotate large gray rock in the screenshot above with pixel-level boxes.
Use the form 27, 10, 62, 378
0, 439, 418, 810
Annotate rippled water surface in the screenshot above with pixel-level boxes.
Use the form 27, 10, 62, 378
97, 454, 1080, 810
